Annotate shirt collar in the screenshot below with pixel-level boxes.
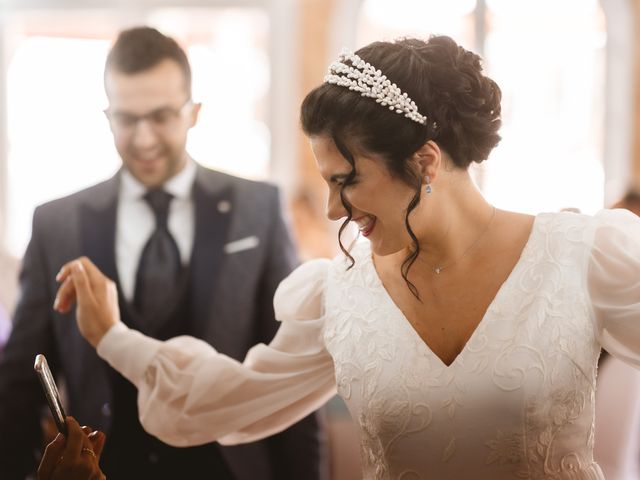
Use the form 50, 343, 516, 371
120, 158, 197, 201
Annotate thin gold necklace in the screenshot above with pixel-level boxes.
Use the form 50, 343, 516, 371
433, 206, 497, 275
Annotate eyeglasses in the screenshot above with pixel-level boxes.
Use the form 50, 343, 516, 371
104, 99, 193, 135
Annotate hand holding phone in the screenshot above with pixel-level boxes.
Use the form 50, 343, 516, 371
34, 354, 67, 435
37, 417, 106, 480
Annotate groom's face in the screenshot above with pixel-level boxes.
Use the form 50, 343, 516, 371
104, 58, 200, 188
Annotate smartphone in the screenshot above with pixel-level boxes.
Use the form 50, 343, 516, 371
34, 354, 67, 435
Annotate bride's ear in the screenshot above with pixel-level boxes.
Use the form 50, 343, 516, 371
412, 141, 442, 181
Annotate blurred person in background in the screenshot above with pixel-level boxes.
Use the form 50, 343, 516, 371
0, 26, 324, 480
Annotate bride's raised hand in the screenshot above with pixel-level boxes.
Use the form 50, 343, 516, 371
54, 257, 121, 348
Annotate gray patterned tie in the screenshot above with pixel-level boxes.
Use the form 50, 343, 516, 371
134, 189, 182, 322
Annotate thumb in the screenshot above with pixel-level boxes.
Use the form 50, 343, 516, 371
37, 433, 66, 480
70, 261, 95, 307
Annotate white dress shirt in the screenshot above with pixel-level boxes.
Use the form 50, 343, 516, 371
116, 160, 196, 302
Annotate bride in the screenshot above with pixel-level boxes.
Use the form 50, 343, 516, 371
52, 35, 640, 479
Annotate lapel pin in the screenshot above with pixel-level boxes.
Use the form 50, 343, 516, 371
217, 200, 231, 213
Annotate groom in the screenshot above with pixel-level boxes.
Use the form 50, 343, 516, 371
0, 27, 324, 479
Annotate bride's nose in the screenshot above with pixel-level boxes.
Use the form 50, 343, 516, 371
326, 189, 348, 221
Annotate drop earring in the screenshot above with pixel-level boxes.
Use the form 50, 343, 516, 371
425, 175, 432, 194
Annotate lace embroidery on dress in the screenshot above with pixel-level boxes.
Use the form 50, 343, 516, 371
322, 213, 610, 480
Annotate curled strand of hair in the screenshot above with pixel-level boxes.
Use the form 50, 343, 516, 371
338, 192, 355, 269
401, 184, 422, 300
334, 135, 357, 269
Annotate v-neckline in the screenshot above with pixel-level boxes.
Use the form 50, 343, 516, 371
366, 214, 540, 369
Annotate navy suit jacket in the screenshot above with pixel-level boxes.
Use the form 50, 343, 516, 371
0, 164, 324, 479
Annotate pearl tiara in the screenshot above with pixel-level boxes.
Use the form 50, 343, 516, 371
324, 49, 428, 126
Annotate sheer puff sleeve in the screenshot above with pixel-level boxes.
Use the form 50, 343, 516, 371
589, 209, 640, 367
96, 259, 337, 447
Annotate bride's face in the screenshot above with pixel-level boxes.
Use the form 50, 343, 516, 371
311, 136, 419, 256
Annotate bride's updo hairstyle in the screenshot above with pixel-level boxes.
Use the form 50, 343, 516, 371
301, 35, 501, 296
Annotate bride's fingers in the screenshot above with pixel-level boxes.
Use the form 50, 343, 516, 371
54, 258, 96, 314
55, 258, 79, 283
53, 276, 77, 314
77, 258, 120, 311
55, 257, 109, 302
77, 257, 108, 291
54, 257, 119, 347
53, 257, 90, 313
70, 261, 97, 309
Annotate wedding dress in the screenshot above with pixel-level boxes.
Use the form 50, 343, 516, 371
97, 209, 640, 479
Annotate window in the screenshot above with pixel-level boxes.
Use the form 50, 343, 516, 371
356, 0, 606, 215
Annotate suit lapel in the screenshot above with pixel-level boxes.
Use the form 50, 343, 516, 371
187, 169, 233, 345
79, 175, 119, 283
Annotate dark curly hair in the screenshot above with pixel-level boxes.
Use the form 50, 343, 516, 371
300, 35, 502, 297
105, 26, 192, 97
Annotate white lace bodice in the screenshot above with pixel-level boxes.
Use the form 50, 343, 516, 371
97, 209, 640, 480
323, 212, 606, 479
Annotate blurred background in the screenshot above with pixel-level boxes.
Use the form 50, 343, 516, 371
0, 0, 636, 261
0, 0, 638, 478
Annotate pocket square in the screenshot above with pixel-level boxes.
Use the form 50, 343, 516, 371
224, 236, 260, 254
